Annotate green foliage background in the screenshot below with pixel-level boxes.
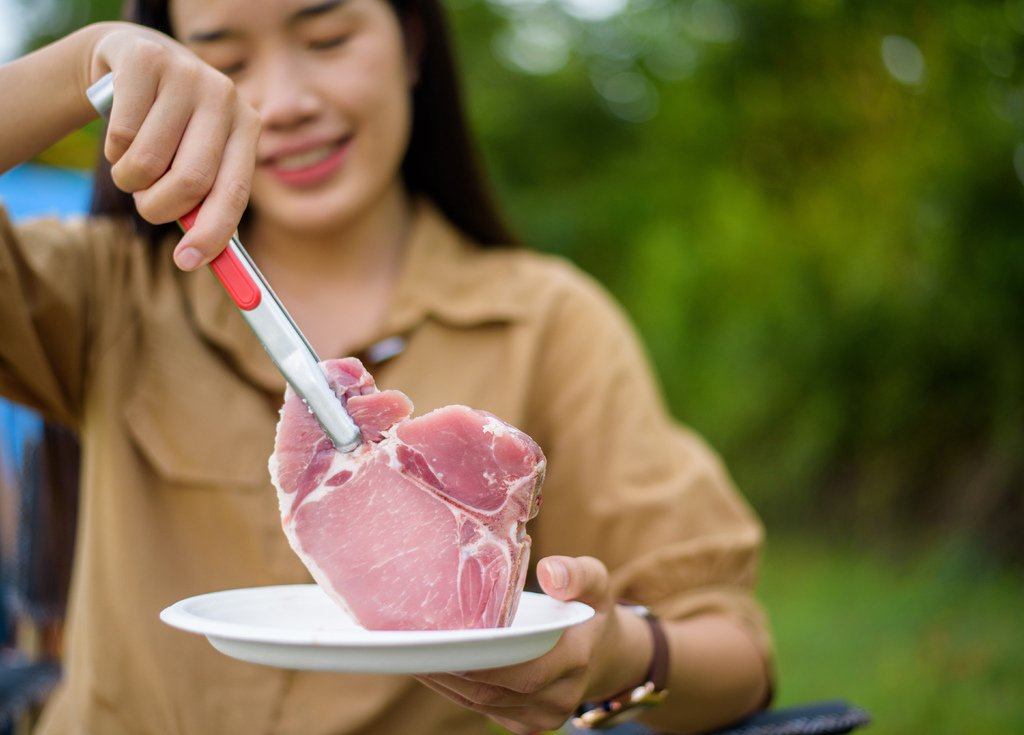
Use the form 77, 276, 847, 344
449, 0, 1024, 559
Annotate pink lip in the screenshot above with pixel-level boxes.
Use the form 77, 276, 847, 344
262, 140, 350, 188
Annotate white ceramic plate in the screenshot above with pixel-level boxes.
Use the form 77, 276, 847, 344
160, 585, 594, 673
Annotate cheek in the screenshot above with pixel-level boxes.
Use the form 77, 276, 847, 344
350, 36, 413, 121
347, 62, 413, 158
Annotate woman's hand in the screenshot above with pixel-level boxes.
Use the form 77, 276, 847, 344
415, 556, 653, 735
89, 23, 261, 270
3, 21, 255, 259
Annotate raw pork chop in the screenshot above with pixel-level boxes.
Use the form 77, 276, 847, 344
269, 358, 545, 631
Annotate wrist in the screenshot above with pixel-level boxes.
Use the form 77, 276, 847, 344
574, 605, 670, 730
0, 24, 118, 171
593, 603, 653, 700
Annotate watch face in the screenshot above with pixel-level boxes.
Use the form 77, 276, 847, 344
618, 603, 653, 618
571, 682, 668, 730
570, 704, 652, 730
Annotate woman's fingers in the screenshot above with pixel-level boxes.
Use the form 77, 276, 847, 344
173, 107, 260, 269
414, 674, 577, 734
537, 555, 612, 608
109, 83, 192, 196
130, 80, 235, 222
413, 557, 620, 734
96, 35, 194, 166
100, 64, 160, 165
414, 628, 593, 730
433, 630, 590, 695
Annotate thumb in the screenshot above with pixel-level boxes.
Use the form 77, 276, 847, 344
537, 555, 610, 607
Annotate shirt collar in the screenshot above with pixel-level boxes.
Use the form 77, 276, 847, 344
185, 199, 529, 393
384, 198, 529, 332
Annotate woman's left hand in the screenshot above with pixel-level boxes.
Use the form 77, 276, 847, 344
415, 555, 651, 735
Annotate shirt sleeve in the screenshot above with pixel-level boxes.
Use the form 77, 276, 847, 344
0, 205, 138, 427
525, 261, 773, 666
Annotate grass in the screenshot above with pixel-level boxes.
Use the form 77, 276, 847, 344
495, 532, 1023, 735
759, 533, 1024, 734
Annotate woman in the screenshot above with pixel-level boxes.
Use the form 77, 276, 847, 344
0, 1, 773, 733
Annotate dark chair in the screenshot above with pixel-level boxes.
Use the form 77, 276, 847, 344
0, 660, 61, 734
563, 699, 870, 734
708, 700, 870, 734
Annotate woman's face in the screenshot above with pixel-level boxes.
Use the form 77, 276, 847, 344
169, 0, 415, 236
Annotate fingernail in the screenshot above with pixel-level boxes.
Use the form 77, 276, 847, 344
546, 559, 568, 590
175, 246, 203, 271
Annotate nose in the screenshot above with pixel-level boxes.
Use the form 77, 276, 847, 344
248, 57, 321, 130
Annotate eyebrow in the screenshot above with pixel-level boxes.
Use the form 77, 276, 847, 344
187, 0, 350, 43
292, 0, 349, 22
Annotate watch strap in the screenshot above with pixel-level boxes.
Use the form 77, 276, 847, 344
644, 612, 669, 692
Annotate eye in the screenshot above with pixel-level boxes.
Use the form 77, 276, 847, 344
217, 61, 248, 76
309, 35, 349, 51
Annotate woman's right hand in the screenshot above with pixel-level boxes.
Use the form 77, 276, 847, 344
88, 23, 261, 270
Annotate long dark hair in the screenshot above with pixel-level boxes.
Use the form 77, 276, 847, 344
90, 0, 517, 247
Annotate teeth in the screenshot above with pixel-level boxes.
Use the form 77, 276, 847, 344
274, 145, 336, 171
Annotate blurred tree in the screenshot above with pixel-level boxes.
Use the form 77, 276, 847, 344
453, 0, 1024, 559
7, 0, 121, 49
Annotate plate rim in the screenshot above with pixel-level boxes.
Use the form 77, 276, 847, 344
159, 585, 595, 648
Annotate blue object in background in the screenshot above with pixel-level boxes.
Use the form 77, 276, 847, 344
0, 405, 42, 486
0, 162, 92, 220
0, 163, 92, 479
0, 162, 84, 716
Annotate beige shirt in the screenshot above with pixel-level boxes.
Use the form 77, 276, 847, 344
0, 200, 771, 735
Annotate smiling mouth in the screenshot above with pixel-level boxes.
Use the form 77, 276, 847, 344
270, 143, 342, 172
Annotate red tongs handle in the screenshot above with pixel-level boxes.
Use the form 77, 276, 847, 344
179, 206, 262, 311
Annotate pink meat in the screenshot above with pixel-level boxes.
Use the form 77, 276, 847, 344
269, 358, 545, 630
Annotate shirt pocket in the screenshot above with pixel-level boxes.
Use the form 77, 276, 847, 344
121, 333, 278, 490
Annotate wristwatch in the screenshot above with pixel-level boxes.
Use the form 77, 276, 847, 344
571, 605, 670, 730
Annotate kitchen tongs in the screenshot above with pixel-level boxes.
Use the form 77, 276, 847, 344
87, 73, 362, 452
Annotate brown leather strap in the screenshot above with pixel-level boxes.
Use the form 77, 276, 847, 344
642, 613, 670, 691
